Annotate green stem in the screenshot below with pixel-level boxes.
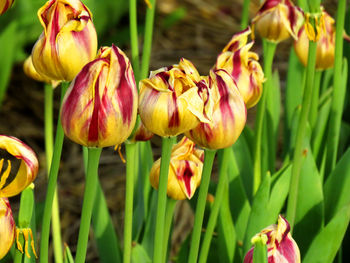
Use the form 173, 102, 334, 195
129, 0, 140, 83
153, 136, 175, 263
252, 236, 268, 263
124, 142, 137, 263
140, 0, 156, 79
44, 84, 63, 263
198, 148, 230, 263
162, 198, 177, 263
325, 0, 347, 173
188, 149, 217, 263
286, 40, 318, 231
252, 41, 277, 195
309, 70, 322, 129
240, 0, 250, 29
82, 147, 122, 263
75, 147, 102, 263
40, 82, 68, 263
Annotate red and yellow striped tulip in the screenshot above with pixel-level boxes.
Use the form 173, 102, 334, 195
0, 197, 15, 260
244, 215, 301, 263
185, 69, 246, 150
139, 58, 212, 137
150, 137, 204, 200
215, 28, 265, 108
60, 45, 138, 148
0, 135, 38, 198
129, 121, 154, 142
252, 0, 304, 43
31, 0, 98, 81
0, 0, 14, 15
294, 10, 335, 70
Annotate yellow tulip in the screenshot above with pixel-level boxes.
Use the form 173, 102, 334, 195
294, 10, 335, 70
0, 197, 15, 260
252, 0, 304, 43
31, 0, 98, 81
0, 135, 38, 198
61, 45, 138, 148
139, 58, 212, 137
23, 56, 60, 87
0, 0, 14, 15
150, 137, 204, 200
215, 28, 265, 108
185, 69, 246, 150
129, 121, 154, 142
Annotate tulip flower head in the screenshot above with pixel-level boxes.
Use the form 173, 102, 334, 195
0, 197, 15, 260
0, 135, 38, 198
129, 120, 154, 142
185, 69, 246, 150
32, 0, 98, 81
61, 45, 138, 148
215, 28, 265, 108
244, 215, 301, 263
23, 56, 60, 87
252, 0, 304, 43
294, 10, 335, 70
0, 0, 14, 15
150, 137, 204, 200
139, 58, 212, 137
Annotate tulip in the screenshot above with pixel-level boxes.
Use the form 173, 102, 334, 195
32, 0, 98, 81
294, 10, 335, 70
0, 135, 39, 198
139, 58, 212, 137
129, 121, 154, 142
150, 137, 204, 200
23, 56, 60, 87
61, 45, 138, 148
0, 197, 15, 260
185, 69, 246, 150
215, 28, 265, 108
0, 0, 14, 15
252, 0, 304, 43
244, 215, 301, 263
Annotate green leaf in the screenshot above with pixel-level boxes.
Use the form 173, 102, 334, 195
131, 244, 152, 263
217, 183, 236, 263
293, 146, 324, 255
303, 204, 350, 263
228, 147, 251, 242
0, 21, 17, 106
324, 148, 350, 223
284, 48, 305, 153
141, 190, 158, 255
63, 245, 74, 263
252, 237, 268, 263
243, 174, 271, 253
265, 69, 281, 173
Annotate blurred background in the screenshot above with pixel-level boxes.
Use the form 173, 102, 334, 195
0, 0, 347, 262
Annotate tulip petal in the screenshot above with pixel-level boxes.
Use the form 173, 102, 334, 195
0, 198, 15, 260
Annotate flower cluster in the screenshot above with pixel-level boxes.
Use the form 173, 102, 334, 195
0, 135, 38, 260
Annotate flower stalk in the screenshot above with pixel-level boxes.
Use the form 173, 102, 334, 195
253, 40, 277, 194
75, 147, 102, 263
188, 149, 217, 263
40, 82, 68, 263
162, 198, 177, 262
153, 136, 175, 263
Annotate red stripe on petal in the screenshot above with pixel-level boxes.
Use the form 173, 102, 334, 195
216, 73, 234, 126
182, 161, 194, 197
114, 45, 135, 125
168, 92, 180, 128
232, 50, 242, 80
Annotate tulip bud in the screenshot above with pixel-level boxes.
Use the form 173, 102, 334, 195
23, 56, 60, 87
252, 0, 304, 43
61, 45, 138, 148
244, 215, 301, 263
139, 58, 212, 137
0, 135, 39, 198
0, 0, 14, 15
185, 69, 246, 150
0, 197, 15, 260
215, 28, 265, 108
31, 0, 98, 81
294, 10, 335, 70
150, 137, 204, 200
